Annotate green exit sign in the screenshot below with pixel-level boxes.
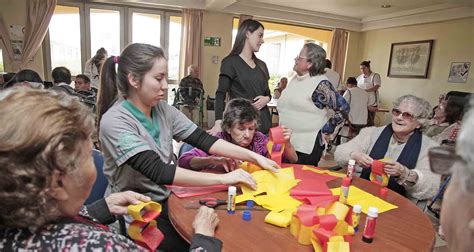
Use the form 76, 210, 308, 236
204, 36, 221, 47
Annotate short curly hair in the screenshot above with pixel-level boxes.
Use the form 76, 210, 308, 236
303, 43, 326, 76
393, 95, 432, 125
0, 88, 94, 228
221, 98, 260, 133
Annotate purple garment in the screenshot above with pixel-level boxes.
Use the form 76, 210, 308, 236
178, 131, 269, 169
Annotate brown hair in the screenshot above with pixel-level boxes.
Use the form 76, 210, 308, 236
228, 19, 264, 59
97, 43, 166, 127
0, 88, 94, 228
221, 98, 260, 132
303, 43, 327, 76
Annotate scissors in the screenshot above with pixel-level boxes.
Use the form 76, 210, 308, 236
199, 197, 227, 208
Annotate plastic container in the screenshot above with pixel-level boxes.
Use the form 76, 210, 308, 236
242, 210, 251, 221
339, 177, 351, 204
227, 186, 236, 214
362, 207, 379, 243
352, 204, 362, 232
347, 159, 356, 180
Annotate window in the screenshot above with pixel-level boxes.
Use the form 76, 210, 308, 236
232, 18, 331, 89
132, 12, 161, 46
90, 8, 121, 57
168, 16, 182, 81
167, 16, 182, 104
0, 49, 4, 72
44, 4, 181, 90
49, 5, 82, 75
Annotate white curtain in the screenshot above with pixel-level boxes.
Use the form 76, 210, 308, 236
180, 9, 203, 79
329, 28, 349, 80
0, 16, 18, 70
20, 0, 57, 69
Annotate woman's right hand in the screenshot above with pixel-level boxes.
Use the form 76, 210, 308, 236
350, 151, 373, 168
193, 206, 219, 237
254, 154, 280, 173
220, 169, 257, 190
207, 120, 222, 136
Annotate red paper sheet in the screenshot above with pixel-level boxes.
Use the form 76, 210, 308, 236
317, 214, 338, 231
288, 165, 339, 184
290, 180, 332, 197
168, 185, 228, 198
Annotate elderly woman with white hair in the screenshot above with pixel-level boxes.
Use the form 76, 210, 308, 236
429, 96, 473, 252
335, 95, 440, 201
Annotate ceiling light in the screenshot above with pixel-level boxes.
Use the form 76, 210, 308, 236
381, 4, 391, 8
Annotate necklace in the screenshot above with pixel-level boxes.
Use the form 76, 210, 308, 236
392, 134, 407, 145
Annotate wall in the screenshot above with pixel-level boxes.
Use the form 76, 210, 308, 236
0, 0, 45, 78
343, 31, 362, 84
344, 17, 474, 124
200, 11, 234, 125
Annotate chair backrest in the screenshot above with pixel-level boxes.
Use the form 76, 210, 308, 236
84, 149, 108, 205
446, 91, 472, 116
177, 87, 203, 105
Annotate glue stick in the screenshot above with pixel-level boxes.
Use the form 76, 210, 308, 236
347, 159, 356, 180
352, 204, 362, 232
339, 177, 351, 204
362, 207, 379, 243
227, 186, 236, 214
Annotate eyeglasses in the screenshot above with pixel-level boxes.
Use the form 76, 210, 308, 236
428, 146, 465, 175
391, 108, 416, 120
295, 55, 309, 61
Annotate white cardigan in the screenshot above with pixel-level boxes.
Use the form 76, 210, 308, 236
335, 126, 440, 200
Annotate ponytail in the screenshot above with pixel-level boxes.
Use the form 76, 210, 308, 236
97, 56, 119, 129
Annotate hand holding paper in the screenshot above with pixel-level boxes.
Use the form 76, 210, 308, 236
221, 169, 257, 190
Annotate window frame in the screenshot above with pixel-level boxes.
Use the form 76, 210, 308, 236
86, 4, 125, 59
164, 12, 182, 85
43, 2, 182, 85
42, 2, 85, 78
128, 8, 165, 48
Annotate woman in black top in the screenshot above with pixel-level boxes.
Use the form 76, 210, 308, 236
211, 19, 272, 134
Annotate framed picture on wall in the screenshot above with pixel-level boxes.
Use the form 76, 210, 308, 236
387, 40, 433, 78
448, 62, 470, 83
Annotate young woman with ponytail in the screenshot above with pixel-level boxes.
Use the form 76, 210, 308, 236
97, 43, 279, 251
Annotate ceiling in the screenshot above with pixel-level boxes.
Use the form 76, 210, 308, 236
89, 0, 474, 31
245, 0, 474, 19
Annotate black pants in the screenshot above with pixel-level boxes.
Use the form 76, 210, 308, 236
157, 199, 190, 252
295, 131, 325, 166
367, 111, 376, 126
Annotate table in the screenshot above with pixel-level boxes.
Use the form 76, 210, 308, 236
169, 169, 435, 251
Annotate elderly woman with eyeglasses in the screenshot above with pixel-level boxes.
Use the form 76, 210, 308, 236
429, 97, 474, 252
277, 43, 349, 166
335, 95, 440, 201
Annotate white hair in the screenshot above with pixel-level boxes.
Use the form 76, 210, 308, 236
187, 65, 197, 75
393, 95, 432, 125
